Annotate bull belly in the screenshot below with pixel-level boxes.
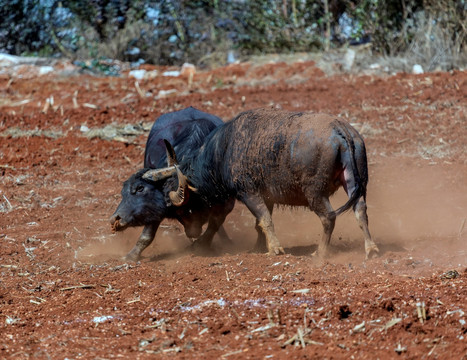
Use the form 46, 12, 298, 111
260, 190, 310, 207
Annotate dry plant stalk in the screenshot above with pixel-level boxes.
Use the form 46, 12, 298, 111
72, 90, 79, 108
416, 302, 426, 323
60, 284, 95, 291
83, 103, 97, 109
134, 81, 145, 98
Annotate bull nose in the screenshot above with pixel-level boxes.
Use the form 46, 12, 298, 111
109, 214, 120, 225
185, 227, 202, 239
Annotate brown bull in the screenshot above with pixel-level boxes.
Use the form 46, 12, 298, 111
144, 108, 379, 259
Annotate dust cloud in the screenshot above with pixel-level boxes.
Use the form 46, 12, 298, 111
79, 158, 466, 264
266, 157, 467, 264
223, 157, 467, 263
77, 222, 193, 262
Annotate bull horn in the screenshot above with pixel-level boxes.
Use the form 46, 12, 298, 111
169, 166, 185, 206
169, 166, 188, 206
164, 139, 178, 166
142, 166, 176, 182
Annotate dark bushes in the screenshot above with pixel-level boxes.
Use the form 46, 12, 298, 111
0, 0, 465, 69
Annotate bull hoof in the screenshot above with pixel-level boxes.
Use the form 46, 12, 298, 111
365, 245, 380, 260
124, 251, 141, 262
269, 246, 285, 255
311, 247, 328, 259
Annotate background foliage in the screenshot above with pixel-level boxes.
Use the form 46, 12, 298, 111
0, 0, 465, 70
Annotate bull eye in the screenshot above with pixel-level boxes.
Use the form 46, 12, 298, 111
136, 185, 144, 193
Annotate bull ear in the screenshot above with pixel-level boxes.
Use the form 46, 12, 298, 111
142, 166, 176, 182
164, 139, 178, 166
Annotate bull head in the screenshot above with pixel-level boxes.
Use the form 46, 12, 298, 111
142, 140, 196, 207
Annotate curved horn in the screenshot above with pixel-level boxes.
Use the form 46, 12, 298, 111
164, 139, 178, 166
142, 166, 176, 182
169, 166, 188, 206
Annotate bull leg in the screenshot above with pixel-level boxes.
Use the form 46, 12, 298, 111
125, 223, 159, 261
354, 198, 379, 259
216, 225, 232, 243
196, 199, 235, 248
196, 217, 227, 248
240, 194, 284, 255
312, 197, 336, 258
253, 203, 273, 252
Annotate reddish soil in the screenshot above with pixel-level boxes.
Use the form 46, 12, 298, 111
1, 58, 466, 359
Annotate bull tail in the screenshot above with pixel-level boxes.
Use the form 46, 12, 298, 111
332, 186, 362, 217
331, 120, 366, 217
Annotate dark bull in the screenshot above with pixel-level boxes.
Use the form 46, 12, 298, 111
110, 107, 234, 260
144, 108, 379, 259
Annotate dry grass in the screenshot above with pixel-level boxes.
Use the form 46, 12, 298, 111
406, 13, 467, 71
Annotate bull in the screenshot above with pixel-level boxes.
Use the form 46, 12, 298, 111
144, 108, 379, 259
110, 107, 234, 261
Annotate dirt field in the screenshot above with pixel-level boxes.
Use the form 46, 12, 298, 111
1, 55, 466, 359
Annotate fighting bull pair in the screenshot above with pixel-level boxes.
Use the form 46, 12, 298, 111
110, 107, 379, 261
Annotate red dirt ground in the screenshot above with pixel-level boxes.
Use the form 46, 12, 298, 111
1, 56, 466, 359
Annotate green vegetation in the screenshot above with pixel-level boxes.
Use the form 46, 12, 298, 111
0, 0, 465, 70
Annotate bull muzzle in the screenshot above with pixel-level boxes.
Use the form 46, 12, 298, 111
109, 214, 127, 232
184, 224, 203, 239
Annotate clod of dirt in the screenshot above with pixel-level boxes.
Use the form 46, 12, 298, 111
337, 304, 352, 319
381, 299, 395, 312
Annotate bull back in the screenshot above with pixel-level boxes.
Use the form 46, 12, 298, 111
145, 106, 223, 168
192, 108, 362, 207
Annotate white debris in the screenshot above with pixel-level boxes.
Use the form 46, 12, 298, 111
92, 315, 113, 323
128, 69, 146, 80
162, 70, 180, 77
227, 50, 237, 64
6, 316, 20, 325
251, 323, 275, 333
157, 89, 177, 98
144, 70, 158, 79
352, 321, 365, 333
0, 53, 22, 66
291, 288, 310, 294
38, 66, 54, 75
180, 62, 196, 76
80, 125, 90, 133
126, 47, 141, 56
0, 53, 54, 66
412, 64, 424, 74
343, 48, 356, 72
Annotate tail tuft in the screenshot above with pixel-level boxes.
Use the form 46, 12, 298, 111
331, 184, 361, 217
